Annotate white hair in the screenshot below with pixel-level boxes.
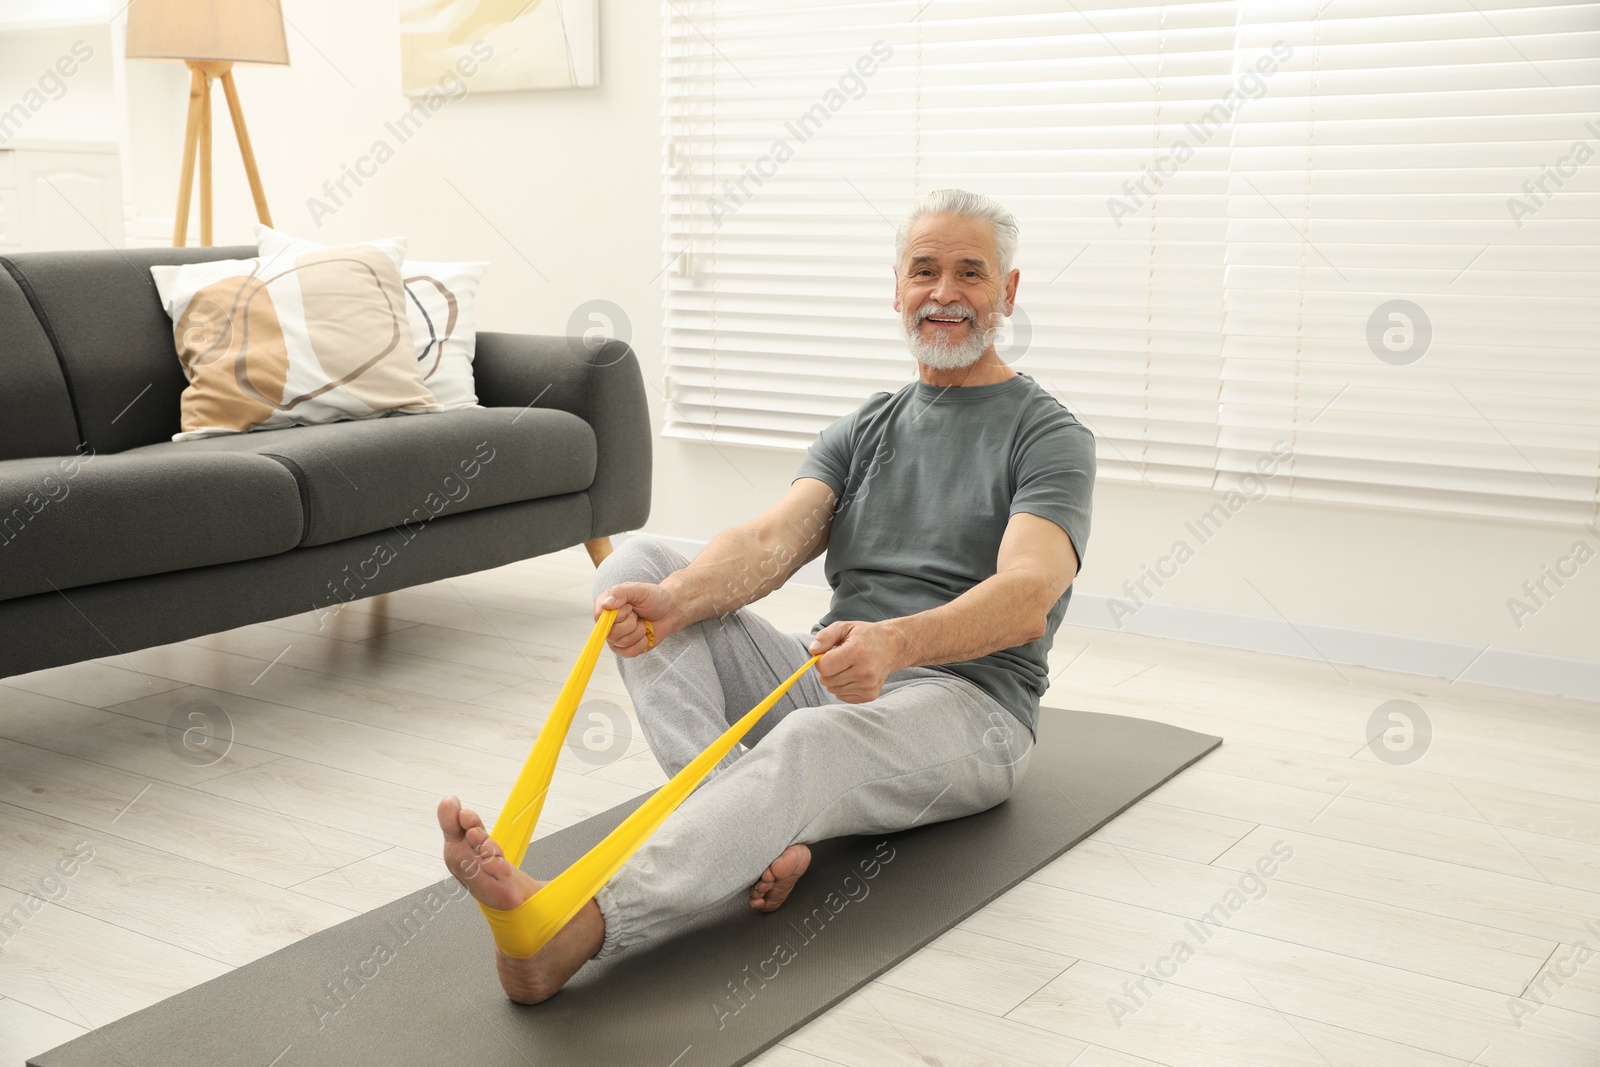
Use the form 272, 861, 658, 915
894, 188, 1019, 278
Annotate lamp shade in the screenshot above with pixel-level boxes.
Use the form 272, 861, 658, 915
126, 0, 289, 64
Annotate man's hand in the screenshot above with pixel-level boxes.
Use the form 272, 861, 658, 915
808, 620, 913, 703
594, 583, 684, 658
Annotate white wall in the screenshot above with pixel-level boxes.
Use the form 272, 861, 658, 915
0, 24, 116, 144
8, 1, 1597, 688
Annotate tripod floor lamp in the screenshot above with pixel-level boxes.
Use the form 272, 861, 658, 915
126, 0, 289, 247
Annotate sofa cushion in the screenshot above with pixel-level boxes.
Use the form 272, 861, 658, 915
0, 261, 82, 460
126, 406, 597, 547
0, 246, 258, 454
0, 452, 303, 601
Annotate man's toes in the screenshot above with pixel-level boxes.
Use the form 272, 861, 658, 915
749, 845, 811, 912
456, 803, 487, 834
437, 796, 466, 839
440, 800, 508, 887
462, 833, 507, 880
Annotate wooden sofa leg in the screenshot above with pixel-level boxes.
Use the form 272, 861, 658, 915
583, 537, 613, 566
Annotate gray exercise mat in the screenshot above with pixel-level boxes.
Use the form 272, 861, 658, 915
30, 707, 1220, 1067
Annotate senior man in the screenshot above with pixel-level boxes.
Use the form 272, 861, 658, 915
439, 187, 1096, 1003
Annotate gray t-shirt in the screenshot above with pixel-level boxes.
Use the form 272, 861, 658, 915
791, 371, 1096, 739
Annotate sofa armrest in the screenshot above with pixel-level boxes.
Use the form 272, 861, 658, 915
472, 332, 652, 539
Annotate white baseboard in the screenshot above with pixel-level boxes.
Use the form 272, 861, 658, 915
578, 533, 1600, 705
1064, 593, 1600, 703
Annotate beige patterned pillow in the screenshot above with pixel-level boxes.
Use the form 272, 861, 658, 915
152, 244, 442, 441
254, 225, 487, 411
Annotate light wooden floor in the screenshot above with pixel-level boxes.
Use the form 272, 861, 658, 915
1, 547, 1597, 1067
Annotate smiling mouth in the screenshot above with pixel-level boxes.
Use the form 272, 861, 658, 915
925, 315, 967, 326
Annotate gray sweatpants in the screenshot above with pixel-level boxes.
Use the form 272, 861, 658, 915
589, 536, 1035, 959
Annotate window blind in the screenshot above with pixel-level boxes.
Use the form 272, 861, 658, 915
660, 0, 1600, 522
1221, 0, 1600, 524
660, 0, 1241, 488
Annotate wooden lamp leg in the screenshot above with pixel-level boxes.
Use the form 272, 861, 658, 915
219, 70, 273, 226
584, 538, 613, 566
172, 64, 206, 247
174, 61, 267, 247
198, 69, 213, 246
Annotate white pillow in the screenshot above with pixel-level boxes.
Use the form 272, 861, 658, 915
256, 225, 487, 411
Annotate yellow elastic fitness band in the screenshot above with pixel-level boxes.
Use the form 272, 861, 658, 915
477, 607, 821, 959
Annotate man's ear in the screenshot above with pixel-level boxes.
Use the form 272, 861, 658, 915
891, 267, 901, 313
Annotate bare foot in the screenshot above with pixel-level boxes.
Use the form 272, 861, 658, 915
438, 795, 605, 1004
748, 843, 811, 913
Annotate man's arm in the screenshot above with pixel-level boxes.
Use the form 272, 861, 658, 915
660, 477, 837, 624
595, 477, 837, 656
808, 512, 1079, 702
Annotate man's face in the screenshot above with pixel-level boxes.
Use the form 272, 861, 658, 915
893, 213, 1017, 370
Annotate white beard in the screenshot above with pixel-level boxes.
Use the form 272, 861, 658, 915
904, 301, 1004, 370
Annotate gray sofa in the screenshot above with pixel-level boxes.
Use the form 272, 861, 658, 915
0, 245, 651, 679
